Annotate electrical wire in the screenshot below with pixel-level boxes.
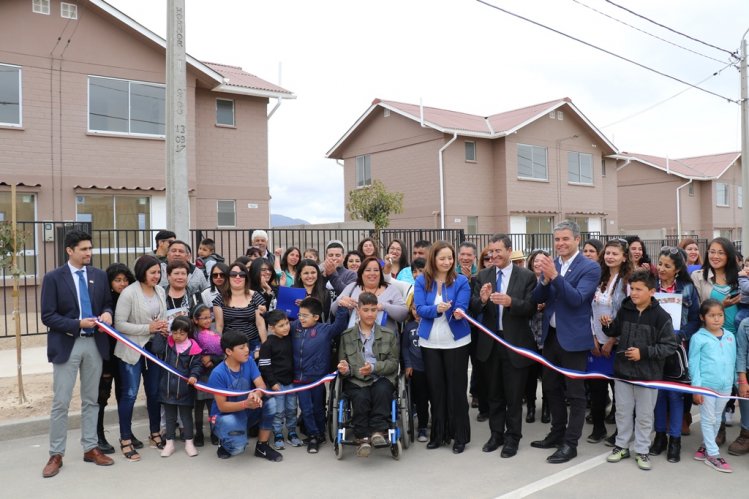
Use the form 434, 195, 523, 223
571, 0, 727, 64
603, 0, 738, 58
474, 0, 740, 104
601, 62, 737, 128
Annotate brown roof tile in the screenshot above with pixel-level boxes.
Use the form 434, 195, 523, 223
204, 62, 292, 95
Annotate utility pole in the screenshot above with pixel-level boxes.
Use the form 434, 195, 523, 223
166, 0, 190, 241
741, 30, 749, 253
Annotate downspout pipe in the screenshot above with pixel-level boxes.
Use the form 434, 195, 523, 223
438, 133, 459, 229
676, 179, 693, 239
267, 97, 282, 119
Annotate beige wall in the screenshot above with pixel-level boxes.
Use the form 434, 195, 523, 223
0, 0, 271, 228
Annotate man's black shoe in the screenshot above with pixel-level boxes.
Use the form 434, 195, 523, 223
547, 443, 577, 463
530, 433, 563, 449
500, 442, 518, 458
482, 433, 504, 453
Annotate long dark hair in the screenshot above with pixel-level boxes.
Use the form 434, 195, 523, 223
280, 247, 301, 274
249, 257, 277, 291
294, 259, 329, 306
209, 262, 230, 293
356, 256, 388, 288
357, 237, 379, 259
702, 237, 739, 288
386, 239, 409, 270
598, 239, 632, 292
658, 247, 693, 285
625, 235, 651, 265
221, 262, 251, 303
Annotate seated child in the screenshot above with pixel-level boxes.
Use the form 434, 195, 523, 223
402, 293, 430, 442
150, 316, 203, 458
604, 270, 677, 471
258, 310, 302, 449
337, 292, 399, 457
291, 296, 349, 454
192, 304, 223, 446
208, 330, 282, 462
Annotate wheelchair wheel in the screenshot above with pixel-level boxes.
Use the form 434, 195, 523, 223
391, 439, 402, 460
334, 440, 344, 460
405, 377, 415, 444
399, 388, 410, 450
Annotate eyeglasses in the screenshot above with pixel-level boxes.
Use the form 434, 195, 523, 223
297, 313, 313, 319
261, 268, 272, 273
211, 272, 226, 278
483, 257, 492, 262
229, 271, 247, 278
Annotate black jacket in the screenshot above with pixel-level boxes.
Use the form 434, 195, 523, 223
151, 334, 203, 406
258, 334, 294, 387
604, 297, 677, 381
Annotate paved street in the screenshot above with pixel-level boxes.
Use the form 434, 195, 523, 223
2, 401, 748, 498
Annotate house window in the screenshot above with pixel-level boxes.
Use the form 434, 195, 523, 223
217, 200, 236, 227
32, 0, 50, 14
526, 215, 554, 234
517, 144, 547, 180
556, 111, 564, 121
719, 228, 733, 240
0, 192, 36, 275
0, 64, 22, 126
61, 2, 78, 19
384, 109, 390, 118
467, 216, 478, 234
739, 186, 743, 209
568, 152, 593, 184
601, 159, 606, 177
356, 155, 372, 187
566, 216, 589, 234
88, 76, 165, 136
688, 182, 694, 196
75, 195, 151, 231
216, 99, 235, 126
465, 141, 476, 162
716, 183, 729, 207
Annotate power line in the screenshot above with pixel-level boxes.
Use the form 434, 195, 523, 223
602, 62, 736, 128
603, 0, 738, 58
571, 0, 727, 64
474, 0, 740, 104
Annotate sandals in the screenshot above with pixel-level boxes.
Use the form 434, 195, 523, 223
149, 432, 165, 450
120, 439, 141, 461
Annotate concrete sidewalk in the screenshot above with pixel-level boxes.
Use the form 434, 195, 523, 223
0, 345, 51, 378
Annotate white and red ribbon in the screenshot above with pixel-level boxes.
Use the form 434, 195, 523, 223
95, 320, 336, 397
454, 309, 741, 400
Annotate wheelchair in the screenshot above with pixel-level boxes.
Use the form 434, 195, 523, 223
326, 372, 414, 460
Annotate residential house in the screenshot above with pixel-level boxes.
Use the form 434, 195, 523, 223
326, 97, 619, 240
614, 152, 742, 240
0, 0, 294, 236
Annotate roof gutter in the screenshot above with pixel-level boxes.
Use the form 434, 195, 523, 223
438, 133, 459, 229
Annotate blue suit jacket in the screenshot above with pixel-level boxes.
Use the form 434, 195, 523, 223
41, 264, 113, 364
414, 274, 471, 341
532, 253, 601, 352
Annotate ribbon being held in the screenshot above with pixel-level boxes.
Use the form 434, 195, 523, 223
453, 309, 744, 401
94, 320, 337, 397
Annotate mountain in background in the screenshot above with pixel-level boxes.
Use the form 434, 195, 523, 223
271, 214, 310, 227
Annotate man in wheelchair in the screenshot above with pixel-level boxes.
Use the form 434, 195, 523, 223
336, 292, 400, 457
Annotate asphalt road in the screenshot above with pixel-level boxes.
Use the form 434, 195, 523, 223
2, 403, 747, 499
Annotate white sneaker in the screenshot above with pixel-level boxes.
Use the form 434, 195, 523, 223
185, 439, 198, 457
160, 439, 176, 457
725, 409, 735, 427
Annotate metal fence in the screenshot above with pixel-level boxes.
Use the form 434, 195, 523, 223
0, 223, 713, 338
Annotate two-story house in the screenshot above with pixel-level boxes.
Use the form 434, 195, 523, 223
0, 0, 294, 234
614, 151, 742, 240
326, 97, 619, 240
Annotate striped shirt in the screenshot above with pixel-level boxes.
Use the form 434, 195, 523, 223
213, 292, 265, 343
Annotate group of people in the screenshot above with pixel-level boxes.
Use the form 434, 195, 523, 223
39, 224, 749, 479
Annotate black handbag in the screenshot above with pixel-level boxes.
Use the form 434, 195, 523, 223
663, 340, 690, 383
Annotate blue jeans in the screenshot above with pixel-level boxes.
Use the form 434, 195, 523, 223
118, 356, 161, 439
272, 384, 299, 435
734, 306, 749, 332
297, 383, 326, 437
700, 394, 729, 457
654, 389, 684, 437
213, 398, 275, 456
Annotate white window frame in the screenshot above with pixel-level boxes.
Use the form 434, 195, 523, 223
216, 98, 235, 127
61, 2, 78, 19
356, 155, 372, 188
0, 63, 22, 127
464, 141, 476, 162
716, 182, 729, 207
568, 151, 594, 185
87, 75, 166, 137
32, 0, 50, 15
217, 200, 236, 228
517, 144, 548, 181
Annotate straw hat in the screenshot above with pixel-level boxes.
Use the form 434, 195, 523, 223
510, 250, 525, 262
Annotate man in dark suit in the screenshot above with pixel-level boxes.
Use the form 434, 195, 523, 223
41, 230, 115, 478
530, 221, 601, 463
469, 234, 537, 458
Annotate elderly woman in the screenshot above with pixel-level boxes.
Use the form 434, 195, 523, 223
332, 256, 408, 334
114, 255, 168, 461
164, 260, 202, 319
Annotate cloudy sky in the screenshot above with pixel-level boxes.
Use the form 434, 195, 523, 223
108, 0, 747, 224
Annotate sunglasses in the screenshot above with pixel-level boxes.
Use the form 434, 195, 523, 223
660, 246, 680, 255
229, 271, 247, 278
211, 272, 226, 278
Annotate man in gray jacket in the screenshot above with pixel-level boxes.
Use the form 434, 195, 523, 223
158, 240, 208, 295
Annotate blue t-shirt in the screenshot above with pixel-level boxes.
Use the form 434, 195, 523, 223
208, 359, 261, 416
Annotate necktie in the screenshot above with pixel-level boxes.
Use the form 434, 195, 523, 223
496, 269, 503, 331
76, 270, 94, 336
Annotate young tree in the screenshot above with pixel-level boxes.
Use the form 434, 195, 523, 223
346, 180, 404, 244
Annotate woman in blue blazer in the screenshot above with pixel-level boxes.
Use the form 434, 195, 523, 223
414, 241, 472, 453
